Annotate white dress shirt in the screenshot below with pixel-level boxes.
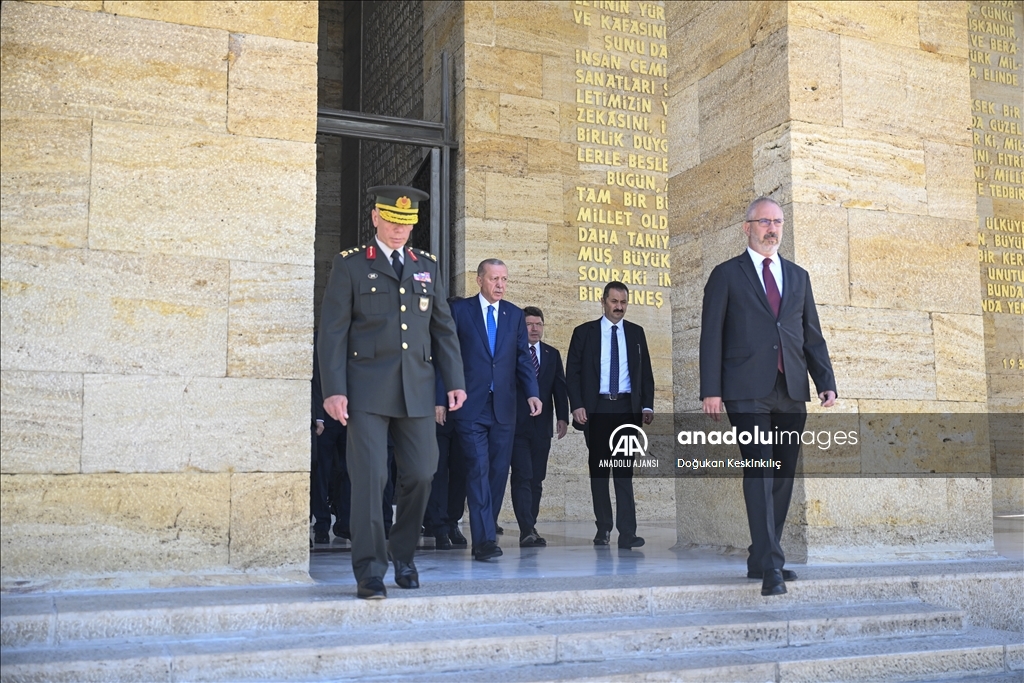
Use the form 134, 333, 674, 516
477, 293, 500, 333
599, 316, 631, 395
375, 236, 404, 267
746, 246, 783, 296
529, 341, 541, 371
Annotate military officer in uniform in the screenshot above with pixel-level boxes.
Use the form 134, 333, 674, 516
318, 185, 466, 600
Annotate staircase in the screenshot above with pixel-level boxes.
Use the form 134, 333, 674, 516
2, 564, 1021, 682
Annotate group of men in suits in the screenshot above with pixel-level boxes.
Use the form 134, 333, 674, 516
317, 185, 837, 601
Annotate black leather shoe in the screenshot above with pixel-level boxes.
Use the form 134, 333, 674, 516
617, 534, 645, 549
357, 577, 387, 600
393, 560, 419, 589
333, 526, 351, 540
532, 528, 547, 546
593, 530, 611, 545
761, 569, 787, 596
448, 527, 468, 546
748, 569, 797, 581
313, 531, 330, 544
434, 533, 452, 550
495, 525, 504, 535
519, 532, 543, 547
472, 540, 503, 561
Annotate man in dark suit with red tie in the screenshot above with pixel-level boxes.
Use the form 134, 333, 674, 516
449, 259, 541, 561
512, 306, 569, 547
699, 196, 837, 597
566, 282, 655, 550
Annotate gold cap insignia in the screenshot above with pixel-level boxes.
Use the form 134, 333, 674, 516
396, 196, 412, 210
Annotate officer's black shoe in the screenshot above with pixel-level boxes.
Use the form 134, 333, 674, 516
593, 530, 611, 545
761, 569, 787, 597
472, 541, 503, 561
393, 560, 420, 589
519, 531, 543, 547
748, 569, 797, 581
448, 527, 468, 546
434, 532, 453, 550
357, 577, 387, 600
617, 534, 645, 549
333, 525, 351, 540
495, 525, 504, 535
313, 531, 330, 544
532, 528, 547, 546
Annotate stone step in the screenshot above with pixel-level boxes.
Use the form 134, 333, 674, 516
356, 629, 1022, 683
0, 601, 974, 681
2, 566, 1016, 649
913, 675, 1024, 683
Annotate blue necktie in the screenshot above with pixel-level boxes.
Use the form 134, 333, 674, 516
609, 324, 619, 399
486, 305, 496, 356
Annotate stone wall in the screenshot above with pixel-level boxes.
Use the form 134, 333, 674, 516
967, 0, 1024, 513
0, 0, 318, 587
668, 1, 1004, 561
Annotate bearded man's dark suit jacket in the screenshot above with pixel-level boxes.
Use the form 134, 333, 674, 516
449, 296, 539, 547
565, 318, 654, 537
699, 251, 836, 574
511, 341, 569, 536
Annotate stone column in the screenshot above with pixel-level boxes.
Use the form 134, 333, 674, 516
1, 1, 318, 586
669, 2, 1002, 561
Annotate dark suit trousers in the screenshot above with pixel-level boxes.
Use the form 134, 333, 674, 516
346, 411, 437, 582
724, 372, 806, 573
423, 419, 466, 536
331, 435, 394, 535
510, 427, 550, 535
312, 419, 346, 533
586, 397, 638, 536
447, 435, 467, 532
454, 394, 513, 546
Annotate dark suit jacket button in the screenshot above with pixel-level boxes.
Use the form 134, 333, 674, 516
773, 345, 778, 349
777, 322, 781, 327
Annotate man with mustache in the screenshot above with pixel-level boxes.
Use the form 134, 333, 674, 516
566, 281, 654, 550
699, 196, 837, 597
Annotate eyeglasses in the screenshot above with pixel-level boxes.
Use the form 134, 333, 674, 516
746, 218, 784, 227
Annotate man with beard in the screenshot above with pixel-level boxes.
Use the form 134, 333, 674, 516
699, 196, 837, 597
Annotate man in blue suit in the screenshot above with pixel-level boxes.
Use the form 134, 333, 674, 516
450, 259, 541, 560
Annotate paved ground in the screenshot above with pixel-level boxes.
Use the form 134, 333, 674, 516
309, 515, 1024, 589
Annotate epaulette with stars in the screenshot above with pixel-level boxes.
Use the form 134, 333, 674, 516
339, 246, 365, 259
413, 248, 437, 262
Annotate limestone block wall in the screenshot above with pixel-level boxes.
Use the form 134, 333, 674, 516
460, 1, 676, 525
0, 0, 318, 586
668, 2, 998, 561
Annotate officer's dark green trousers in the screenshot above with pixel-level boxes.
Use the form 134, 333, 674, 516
346, 410, 439, 582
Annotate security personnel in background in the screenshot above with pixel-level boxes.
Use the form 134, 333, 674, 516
318, 185, 466, 600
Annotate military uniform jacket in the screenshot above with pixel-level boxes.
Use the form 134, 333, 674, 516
318, 244, 465, 418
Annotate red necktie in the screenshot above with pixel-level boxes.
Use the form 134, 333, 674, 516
530, 345, 540, 377
763, 258, 784, 373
